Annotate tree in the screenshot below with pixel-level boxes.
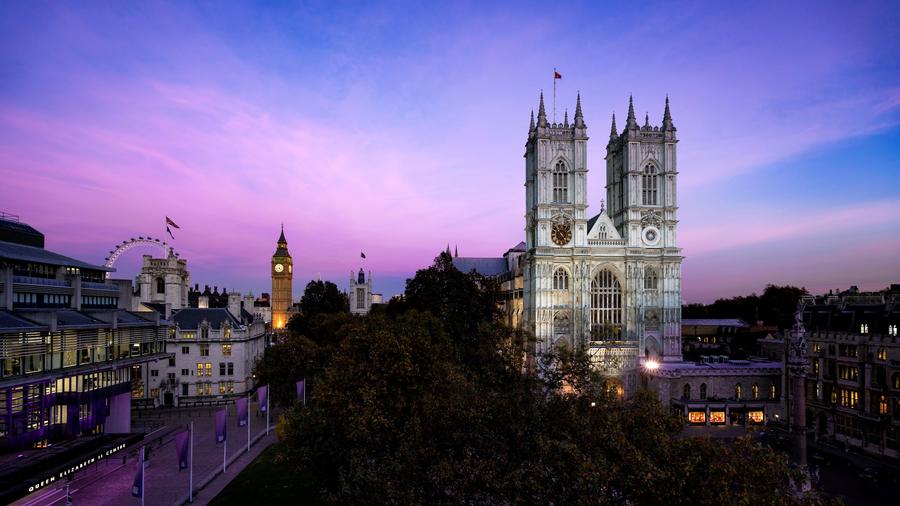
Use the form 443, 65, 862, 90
299, 280, 348, 316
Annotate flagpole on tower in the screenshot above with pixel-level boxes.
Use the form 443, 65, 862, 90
553, 68, 557, 124
189, 422, 194, 503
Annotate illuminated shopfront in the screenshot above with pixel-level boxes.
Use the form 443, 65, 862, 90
748, 411, 765, 423
709, 411, 726, 424
688, 411, 706, 424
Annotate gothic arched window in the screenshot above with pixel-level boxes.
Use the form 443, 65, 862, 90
641, 164, 658, 206
644, 266, 658, 291
769, 384, 776, 399
751, 383, 759, 400
700, 383, 707, 400
156, 277, 165, 294
598, 224, 608, 239
683, 383, 691, 400
590, 269, 623, 339
735, 383, 742, 400
552, 267, 569, 290
552, 161, 568, 203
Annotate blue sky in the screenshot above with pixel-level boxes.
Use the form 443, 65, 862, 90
1, 0, 899, 302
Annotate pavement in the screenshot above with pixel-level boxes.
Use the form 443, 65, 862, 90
12, 401, 280, 506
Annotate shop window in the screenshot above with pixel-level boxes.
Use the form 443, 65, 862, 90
748, 411, 764, 423
709, 411, 725, 424
688, 412, 706, 424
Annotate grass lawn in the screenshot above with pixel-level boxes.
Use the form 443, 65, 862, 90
209, 444, 317, 505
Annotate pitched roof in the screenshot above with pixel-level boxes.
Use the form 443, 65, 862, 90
452, 257, 508, 277
171, 308, 241, 329
0, 311, 46, 332
507, 241, 526, 253
0, 240, 111, 272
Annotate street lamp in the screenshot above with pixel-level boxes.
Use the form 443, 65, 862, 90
644, 359, 659, 371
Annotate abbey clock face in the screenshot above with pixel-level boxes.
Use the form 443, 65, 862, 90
551, 221, 572, 246
643, 227, 660, 246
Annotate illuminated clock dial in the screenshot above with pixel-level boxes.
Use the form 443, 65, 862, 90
274, 263, 284, 273
288, 264, 292, 273
551, 222, 572, 246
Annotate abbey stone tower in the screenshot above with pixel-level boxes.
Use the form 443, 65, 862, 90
522, 92, 682, 396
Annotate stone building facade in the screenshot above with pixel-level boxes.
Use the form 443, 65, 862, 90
134, 250, 189, 311
349, 269, 372, 315
271, 227, 293, 330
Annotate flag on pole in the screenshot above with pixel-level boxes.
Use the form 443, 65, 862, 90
166, 226, 175, 240
236, 396, 248, 427
296, 379, 305, 402
258, 385, 268, 413
132, 447, 145, 498
360, 252, 366, 259
165, 216, 180, 229
215, 408, 227, 444
554, 70, 562, 79
175, 429, 189, 470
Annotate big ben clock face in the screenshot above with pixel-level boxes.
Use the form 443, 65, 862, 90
551, 222, 572, 246
274, 263, 284, 273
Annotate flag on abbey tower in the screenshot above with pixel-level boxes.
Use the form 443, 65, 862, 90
166, 216, 180, 228
554, 70, 562, 79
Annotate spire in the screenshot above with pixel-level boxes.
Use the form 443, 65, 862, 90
454, 244, 458, 257
445, 243, 451, 256
537, 91, 547, 127
662, 95, 675, 131
529, 109, 535, 131
626, 94, 638, 130
644, 112, 650, 128
610, 113, 618, 140
278, 224, 286, 244
574, 91, 585, 128
564, 108, 569, 127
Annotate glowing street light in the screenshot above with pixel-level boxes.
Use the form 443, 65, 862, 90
644, 359, 660, 371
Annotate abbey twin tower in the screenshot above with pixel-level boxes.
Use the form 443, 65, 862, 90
458, 92, 683, 396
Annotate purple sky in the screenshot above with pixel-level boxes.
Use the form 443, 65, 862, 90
2, 1, 899, 302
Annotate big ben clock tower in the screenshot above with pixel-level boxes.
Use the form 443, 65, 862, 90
271, 225, 293, 330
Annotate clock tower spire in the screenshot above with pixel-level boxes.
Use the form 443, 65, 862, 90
271, 225, 293, 330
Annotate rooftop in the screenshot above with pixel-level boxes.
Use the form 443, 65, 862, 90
171, 307, 242, 329
682, 318, 750, 328
452, 257, 508, 277
0, 239, 111, 272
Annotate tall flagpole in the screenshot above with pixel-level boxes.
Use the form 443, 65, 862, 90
223, 439, 227, 473
140, 447, 145, 506
553, 67, 557, 124
189, 422, 194, 503
265, 392, 269, 435
247, 392, 251, 452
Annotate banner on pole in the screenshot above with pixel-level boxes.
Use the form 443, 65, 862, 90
132, 447, 144, 498
215, 408, 227, 443
236, 396, 248, 427
259, 385, 268, 413
175, 429, 189, 470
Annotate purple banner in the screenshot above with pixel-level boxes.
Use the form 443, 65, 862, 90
258, 385, 268, 413
175, 429, 189, 470
296, 379, 305, 403
131, 447, 144, 497
236, 397, 248, 427
215, 408, 227, 443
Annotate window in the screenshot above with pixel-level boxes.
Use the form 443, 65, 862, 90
643, 266, 658, 291
879, 395, 888, 415
893, 373, 900, 390
734, 383, 742, 400
838, 344, 858, 358
688, 412, 706, 424
196, 363, 203, 376
552, 268, 569, 290
201, 326, 209, 339
167, 372, 175, 380
199, 344, 209, 357
182, 384, 188, 396
181, 346, 189, 355
181, 369, 189, 376
839, 389, 859, 409
877, 347, 887, 361
889, 324, 898, 337
156, 277, 165, 294
860, 323, 869, 334
812, 360, 819, 376
748, 411, 764, 424
552, 160, 568, 203
683, 384, 691, 400
770, 384, 776, 400
590, 269, 623, 339
709, 411, 725, 424
168, 358, 176, 367
150, 369, 159, 377
181, 332, 195, 340
699, 383, 707, 400
812, 343, 821, 353
219, 362, 226, 376
227, 362, 234, 375
356, 288, 365, 309
598, 225, 608, 239
838, 365, 859, 381
751, 383, 759, 400
641, 164, 658, 205
204, 363, 212, 377
222, 344, 232, 357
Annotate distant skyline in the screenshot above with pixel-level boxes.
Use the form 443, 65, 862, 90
2, 1, 899, 302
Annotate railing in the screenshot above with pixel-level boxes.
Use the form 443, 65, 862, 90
13, 275, 70, 287
83, 281, 120, 291
587, 239, 626, 246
